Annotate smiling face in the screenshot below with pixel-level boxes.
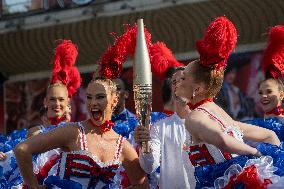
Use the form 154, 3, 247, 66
86, 80, 117, 125
44, 85, 69, 118
259, 79, 283, 112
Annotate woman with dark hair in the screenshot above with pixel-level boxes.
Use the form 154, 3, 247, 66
175, 17, 283, 188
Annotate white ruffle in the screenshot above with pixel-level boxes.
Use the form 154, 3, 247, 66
33, 149, 61, 174
211, 156, 280, 189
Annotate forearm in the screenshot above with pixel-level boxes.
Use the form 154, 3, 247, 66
216, 134, 260, 156
14, 143, 39, 188
139, 141, 161, 174
238, 122, 280, 146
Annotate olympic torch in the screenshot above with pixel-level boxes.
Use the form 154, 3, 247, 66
133, 19, 152, 153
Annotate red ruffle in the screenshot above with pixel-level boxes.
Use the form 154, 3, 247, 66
196, 16, 237, 70
262, 25, 284, 79
223, 165, 271, 189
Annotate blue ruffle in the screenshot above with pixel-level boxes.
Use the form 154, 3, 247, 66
44, 176, 82, 189
0, 129, 27, 152
245, 118, 284, 142
150, 112, 167, 124
112, 112, 167, 138
194, 156, 251, 188
113, 118, 138, 138
257, 142, 284, 176
0, 122, 66, 188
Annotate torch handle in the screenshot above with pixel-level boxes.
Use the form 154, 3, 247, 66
141, 141, 151, 153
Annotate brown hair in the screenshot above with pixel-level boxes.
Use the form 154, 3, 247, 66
191, 60, 224, 98
259, 78, 284, 92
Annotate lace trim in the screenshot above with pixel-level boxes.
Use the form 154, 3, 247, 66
78, 122, 88, 151
114, 136, 124, 161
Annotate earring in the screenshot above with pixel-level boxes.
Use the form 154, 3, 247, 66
191, 92, 195, 100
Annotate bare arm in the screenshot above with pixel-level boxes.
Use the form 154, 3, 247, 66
122, 140, 149, 189
14, 124, 78, 189
236, 121, 280, 146
186, 112, 260, 156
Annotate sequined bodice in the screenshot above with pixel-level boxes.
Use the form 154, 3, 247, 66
184, 107, 244, 167
55, 122, 124, 188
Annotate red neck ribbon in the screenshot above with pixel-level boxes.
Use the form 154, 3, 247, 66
187, 98, 213, 110
90, 120, 114, 133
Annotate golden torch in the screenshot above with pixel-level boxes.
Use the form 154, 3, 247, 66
133, 19, 152, 153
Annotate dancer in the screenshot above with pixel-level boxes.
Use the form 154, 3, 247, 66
0, 40, 81, 188
15, 78, 148, 188
135, 66, 195, 189
175, 16, 282, 188
246, 25, 284, 146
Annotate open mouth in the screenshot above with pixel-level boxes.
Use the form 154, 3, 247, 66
91, 108, 102, 121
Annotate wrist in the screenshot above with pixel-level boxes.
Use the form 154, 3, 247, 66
253, 149, 262, 157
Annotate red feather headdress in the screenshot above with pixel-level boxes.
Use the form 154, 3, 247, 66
98, 23, 183, 80
50, 40, 81, 97
261, 25, 284, 79
150, 42, 184, 80
196, 16, 237, 70
98, 24, 152, 79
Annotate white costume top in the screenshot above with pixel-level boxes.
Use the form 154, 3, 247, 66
47, 122, 124, 189
184, 107, 243, 167
139, 113, 194, 189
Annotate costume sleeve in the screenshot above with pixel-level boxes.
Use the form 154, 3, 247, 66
138, 122, 161, 174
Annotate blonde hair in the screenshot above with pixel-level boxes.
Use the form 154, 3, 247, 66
46, 82, 68, 96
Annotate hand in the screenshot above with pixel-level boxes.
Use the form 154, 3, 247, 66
0, 152, 7, 161
134, 125, 151, 145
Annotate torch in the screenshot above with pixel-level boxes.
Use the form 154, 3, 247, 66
133, 19, 152, 153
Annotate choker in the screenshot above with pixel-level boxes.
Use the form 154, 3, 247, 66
90, 120, 114, 133
265, 106, 284, 116
187, 98, 213, 110
49, 116, 66, 125
163, 109, 174, 116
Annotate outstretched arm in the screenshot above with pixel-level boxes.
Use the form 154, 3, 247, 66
186, 112, 261, 156
236, 121, 280, 146
14, 124, 78, 189
121, 140, 149, 189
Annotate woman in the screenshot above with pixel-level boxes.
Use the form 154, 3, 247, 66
14, 77, 148, 189
245, 26, 284, 147
175, 17, 282, 188
0, 40, 81, 188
